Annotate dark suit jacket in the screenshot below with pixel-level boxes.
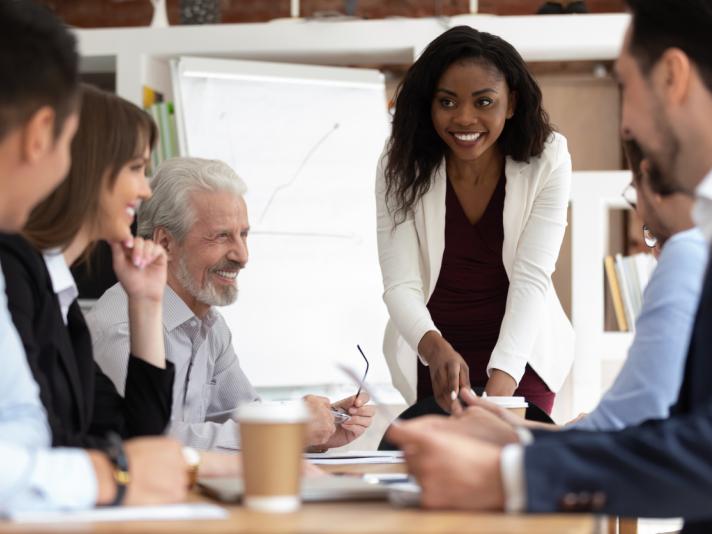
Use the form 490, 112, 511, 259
0, 234, 174, 450
524, 253, 712, 533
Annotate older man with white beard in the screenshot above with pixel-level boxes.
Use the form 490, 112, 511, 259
88, 157, 373, 451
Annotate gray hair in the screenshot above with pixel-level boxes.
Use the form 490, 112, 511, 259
138, 157, 247, 242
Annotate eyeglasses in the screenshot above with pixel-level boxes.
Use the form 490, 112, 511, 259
622, 182, 637, 210
331, 345, 370, 424
643, 224, 657, 248
354, 344, 370, 399
622, 182, 658, 248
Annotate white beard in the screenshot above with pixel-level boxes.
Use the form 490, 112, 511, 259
174, 255, 238, 307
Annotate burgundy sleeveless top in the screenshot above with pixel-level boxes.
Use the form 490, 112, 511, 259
418, 174, 554, 413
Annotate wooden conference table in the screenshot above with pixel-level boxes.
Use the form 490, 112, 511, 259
0, 462, 600, 534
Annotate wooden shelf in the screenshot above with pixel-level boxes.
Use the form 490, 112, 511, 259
74, 13, 629, 105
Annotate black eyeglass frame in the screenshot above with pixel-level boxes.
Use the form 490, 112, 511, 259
354, 344, 370, 399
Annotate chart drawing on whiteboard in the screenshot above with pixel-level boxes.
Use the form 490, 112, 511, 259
174, 57, 392, 388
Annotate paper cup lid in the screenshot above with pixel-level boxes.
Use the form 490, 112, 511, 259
237, 400, 311, 423
485, 396, 529, 408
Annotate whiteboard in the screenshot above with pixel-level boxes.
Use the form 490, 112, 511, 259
173, 57, 391, 388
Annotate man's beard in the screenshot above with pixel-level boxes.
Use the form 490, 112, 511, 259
175, 256, 239, 307
639, 101, 683, 194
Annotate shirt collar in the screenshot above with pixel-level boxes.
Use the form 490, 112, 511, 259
42, 249, 78, 299
163, 284, 218, 331
693, 168, 712, 243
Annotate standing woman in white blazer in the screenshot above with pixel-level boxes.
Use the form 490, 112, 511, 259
376, 26, 574, 414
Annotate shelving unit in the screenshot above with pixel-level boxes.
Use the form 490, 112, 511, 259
571, 171, 635, 413
74, 13, 629, 105
72, 13, 634, 417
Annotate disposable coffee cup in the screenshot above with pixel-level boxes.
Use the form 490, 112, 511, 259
486, 396, 528, 418
237, 401, 310, 513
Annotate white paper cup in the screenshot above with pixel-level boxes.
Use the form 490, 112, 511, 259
486, 396, 529, 418
237, 401, 310, 513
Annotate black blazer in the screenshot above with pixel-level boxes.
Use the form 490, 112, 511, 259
524, 253, 712, 533
0, 233, 174, 450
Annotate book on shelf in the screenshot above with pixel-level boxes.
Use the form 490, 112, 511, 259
143, 87, 180, 171
604, 256, 628, 332
143, 86, 164, 108
604, 252, 656, 332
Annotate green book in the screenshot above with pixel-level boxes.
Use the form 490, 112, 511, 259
157, 102, 172, 161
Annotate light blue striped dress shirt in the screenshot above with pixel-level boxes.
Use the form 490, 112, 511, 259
571, 227, 708, 431
88, 283, 260, 451
0, 266, 96, 514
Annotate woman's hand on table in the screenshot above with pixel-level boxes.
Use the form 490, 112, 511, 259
418, 331, 470, 413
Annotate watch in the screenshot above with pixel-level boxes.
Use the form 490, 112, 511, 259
104, 432, 130, 506
182, 446, 201, 489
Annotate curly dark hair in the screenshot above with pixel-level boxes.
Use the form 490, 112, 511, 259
384, 26, 553, 223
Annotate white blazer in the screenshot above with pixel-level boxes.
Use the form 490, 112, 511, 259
376, 132, 575, 405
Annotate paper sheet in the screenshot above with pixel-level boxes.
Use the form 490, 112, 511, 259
10, 503, 228, 524
304, 450, 403, 460
305, 450, 404, 465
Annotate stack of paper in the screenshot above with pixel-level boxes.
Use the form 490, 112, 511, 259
305, 450, 404, 465
10, 503, 228, 524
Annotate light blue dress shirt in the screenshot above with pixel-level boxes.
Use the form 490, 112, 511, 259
502, 226, 710, 513
0, 267, 96, 515
571, 227, 708, 431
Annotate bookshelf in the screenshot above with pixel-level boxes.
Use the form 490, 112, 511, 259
72, 14, 632, 420
571, 171, 635, 413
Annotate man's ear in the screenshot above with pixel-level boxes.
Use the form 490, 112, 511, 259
154, 227, 175, 259
658, 48, 692, 106
20, 106, 55, 164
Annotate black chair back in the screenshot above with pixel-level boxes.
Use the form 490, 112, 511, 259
378, 391, 554, 450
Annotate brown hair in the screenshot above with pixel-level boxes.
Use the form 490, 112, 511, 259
23, 84, 157, 260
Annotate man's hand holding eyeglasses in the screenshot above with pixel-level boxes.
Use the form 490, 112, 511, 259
324, 393, 375, 448
303, 393, 374, 450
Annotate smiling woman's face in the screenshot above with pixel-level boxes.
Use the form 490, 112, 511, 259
430, 60, 514, 164
96, 143, 151, 243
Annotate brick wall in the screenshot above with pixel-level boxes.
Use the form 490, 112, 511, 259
40, 0, 625, 28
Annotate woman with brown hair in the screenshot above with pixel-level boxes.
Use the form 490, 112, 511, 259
0, 84, 174, 448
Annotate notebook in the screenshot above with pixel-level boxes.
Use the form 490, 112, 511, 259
199, 475, 390, 503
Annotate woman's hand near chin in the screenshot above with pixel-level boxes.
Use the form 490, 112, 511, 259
110, 237, 167, 302
110, 238, 168, 368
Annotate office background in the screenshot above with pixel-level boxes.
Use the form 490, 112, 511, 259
40, 0, 639, 446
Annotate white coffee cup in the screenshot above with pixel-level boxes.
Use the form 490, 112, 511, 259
485, 396, 529, 418
237, 401, 310, 513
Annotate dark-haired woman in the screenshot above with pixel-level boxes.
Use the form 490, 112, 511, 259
0, 84, 174, 448
377, 26, 573, 414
